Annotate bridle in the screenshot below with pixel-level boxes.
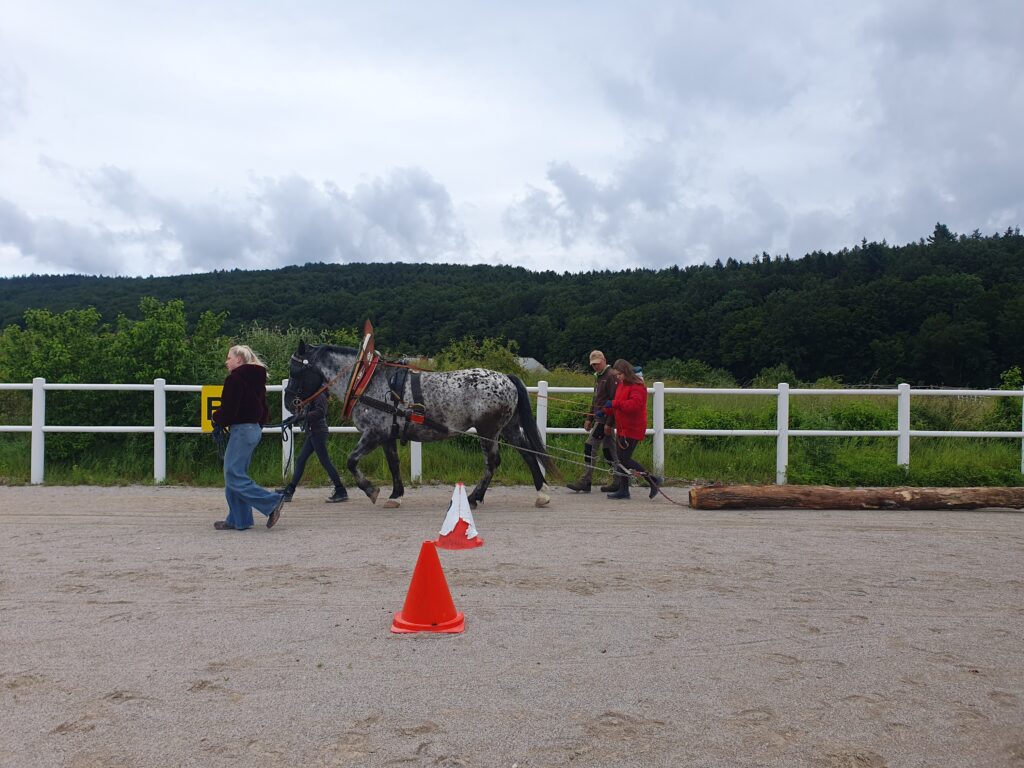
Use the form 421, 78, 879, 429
286, 353, 344, 414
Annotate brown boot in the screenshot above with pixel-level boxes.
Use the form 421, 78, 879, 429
567, 477, 592, 493
600, 478, 621, 493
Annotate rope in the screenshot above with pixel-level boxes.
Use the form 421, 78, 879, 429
434, 424, 702, 504
531, 392, 596, 419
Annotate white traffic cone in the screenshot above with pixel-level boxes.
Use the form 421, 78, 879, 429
435, 482, 484, 550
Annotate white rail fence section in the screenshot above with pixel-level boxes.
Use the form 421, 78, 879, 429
2, 378, 1023, 485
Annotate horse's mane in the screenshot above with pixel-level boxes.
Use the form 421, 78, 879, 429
309, 344, 358, 357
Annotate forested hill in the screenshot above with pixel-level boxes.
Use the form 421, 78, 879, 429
2, 224, 1023, 387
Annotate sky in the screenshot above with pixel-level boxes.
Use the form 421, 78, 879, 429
0, 1, 1022, 278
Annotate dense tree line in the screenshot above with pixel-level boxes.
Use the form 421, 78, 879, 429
2, 224, 1022, 386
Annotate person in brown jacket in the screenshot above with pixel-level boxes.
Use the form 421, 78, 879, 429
567, 349, 621, 493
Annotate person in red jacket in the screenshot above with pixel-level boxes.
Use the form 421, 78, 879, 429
211, 344, 286, 530
603, 359, 661, 500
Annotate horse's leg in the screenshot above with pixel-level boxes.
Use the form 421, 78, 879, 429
502, 426, 551, 508
381, 438, 405, 508
347, 432, 382, 504
467, 433, 500, 509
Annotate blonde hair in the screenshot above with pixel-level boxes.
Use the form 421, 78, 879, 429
229, 344, 267, 368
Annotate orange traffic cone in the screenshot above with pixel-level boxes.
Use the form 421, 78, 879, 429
391, 540, 465, 634
435, 482, 483, 550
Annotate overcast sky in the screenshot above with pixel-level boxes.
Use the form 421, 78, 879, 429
0, 1, 1021, 278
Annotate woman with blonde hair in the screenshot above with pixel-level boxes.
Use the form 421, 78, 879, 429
602, 358, 661, 500
210, 344, 285, 530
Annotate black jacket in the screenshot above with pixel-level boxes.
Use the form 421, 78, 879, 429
301, 392, 331, 436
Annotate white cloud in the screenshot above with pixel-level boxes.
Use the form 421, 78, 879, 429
0, 163, 468, 275
0, 1, 1021, 277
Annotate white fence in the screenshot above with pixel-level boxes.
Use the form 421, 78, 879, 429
1, 378, 1023, 485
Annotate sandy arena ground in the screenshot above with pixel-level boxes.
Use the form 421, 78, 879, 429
1, 484, 1023, 768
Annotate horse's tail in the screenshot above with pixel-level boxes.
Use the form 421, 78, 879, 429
508, 374, 560, 480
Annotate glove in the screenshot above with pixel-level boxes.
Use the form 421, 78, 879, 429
592, 423, 605, 440
603, 399, 613, 415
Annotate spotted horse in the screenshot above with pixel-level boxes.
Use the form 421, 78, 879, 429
286, 339, 556, 509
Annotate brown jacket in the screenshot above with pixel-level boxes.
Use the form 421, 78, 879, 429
589, 367, 617, 428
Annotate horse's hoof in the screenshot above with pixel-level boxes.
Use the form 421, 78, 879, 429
384, 498, 401, 508
468, 499, 478, 510
535, 494, 551, 508
369, 488, 380, 504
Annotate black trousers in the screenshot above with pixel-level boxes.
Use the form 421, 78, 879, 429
290, 430, 344, 490
614, 436, 656, 485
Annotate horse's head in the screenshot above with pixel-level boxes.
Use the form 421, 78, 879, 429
285, 341, 326, 413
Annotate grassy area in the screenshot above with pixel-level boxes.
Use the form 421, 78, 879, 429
1, 378, 1021, 487
2, 431, 1022, 488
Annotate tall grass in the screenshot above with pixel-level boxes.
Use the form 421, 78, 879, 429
2, 380, 1022, 487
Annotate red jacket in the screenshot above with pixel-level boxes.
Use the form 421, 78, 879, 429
608, 381, 648, 440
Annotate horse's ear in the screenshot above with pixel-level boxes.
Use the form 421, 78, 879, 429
298, 340, 306, 354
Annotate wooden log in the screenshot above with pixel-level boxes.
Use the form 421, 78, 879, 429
688, 485, 1024, 510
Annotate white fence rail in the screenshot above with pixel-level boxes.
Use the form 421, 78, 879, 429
2, 378, 1023, 485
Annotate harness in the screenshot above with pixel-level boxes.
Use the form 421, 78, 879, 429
344, 351, 381, 418
339, 349, 446, 442
386, 365, 430, 445
288, 322, 448, 443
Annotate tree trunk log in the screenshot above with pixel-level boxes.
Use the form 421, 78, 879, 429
688, 485, 1024, 510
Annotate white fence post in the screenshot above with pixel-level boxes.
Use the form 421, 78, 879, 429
31, 377, 45, 485
281, 379, 292, 478
411, 441, 422, 483
153, 378, 166, 483
536, 380, 548, 445
776, 383, 789, 485
897, 382, 911, 467
653, 381, 665, 477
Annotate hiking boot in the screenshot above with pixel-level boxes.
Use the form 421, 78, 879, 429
566, 479, 592, 493
277, 486, 295, 502
648, 475, 662, 499
600, 480, 620, 493
267, 494, 285, 529
606, 485, 630, 500
327, 487, 349, 503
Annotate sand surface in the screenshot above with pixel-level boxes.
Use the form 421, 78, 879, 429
1, 484, 1023, 768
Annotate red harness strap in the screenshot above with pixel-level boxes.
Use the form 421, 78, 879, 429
342, 351, 380, 419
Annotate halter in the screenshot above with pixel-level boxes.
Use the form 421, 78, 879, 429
287, 353, 341, 413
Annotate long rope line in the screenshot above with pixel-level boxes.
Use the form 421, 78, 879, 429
431, 422, 704, 505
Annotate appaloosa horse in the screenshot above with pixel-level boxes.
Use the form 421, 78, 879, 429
285, 342, 555, 508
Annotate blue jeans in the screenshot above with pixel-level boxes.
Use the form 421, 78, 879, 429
223, 423, 282, 529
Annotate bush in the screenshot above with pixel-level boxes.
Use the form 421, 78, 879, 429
752, 363, 800, 388
434, 336, 526, 376
645, 358, 737, 387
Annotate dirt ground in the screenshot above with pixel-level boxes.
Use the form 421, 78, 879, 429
1, 484, 1023, 768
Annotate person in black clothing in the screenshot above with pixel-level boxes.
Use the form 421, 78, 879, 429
279, 391, 348, 503
211, 344, 285, 530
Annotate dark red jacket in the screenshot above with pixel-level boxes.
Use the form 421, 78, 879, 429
609, 381, 648, 440
212, 364, 269, 426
